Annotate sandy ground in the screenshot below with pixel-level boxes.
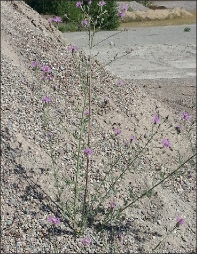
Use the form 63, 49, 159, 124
122, 7, 193, 22
1, 1, 196, 253
64, 23, 196, 116
64, 24, 196, 80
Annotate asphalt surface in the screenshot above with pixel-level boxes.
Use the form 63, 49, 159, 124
64, 24, 196, 80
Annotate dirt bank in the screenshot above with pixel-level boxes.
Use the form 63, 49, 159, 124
122, 7, 193, 22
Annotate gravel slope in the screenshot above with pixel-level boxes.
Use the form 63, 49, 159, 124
1, 1, 196, 253
117, 1, 149, 11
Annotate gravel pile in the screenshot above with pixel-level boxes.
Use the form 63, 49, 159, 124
117, 1, 149, 11
1, 1, 196, 253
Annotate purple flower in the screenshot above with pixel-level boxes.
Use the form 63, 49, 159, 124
176, 124, 181, 130
48, 18, 54, 23
48, 132, 52, 137
176, 216, 184, 227
104, 96, 109, 104
121, 4, 128, 12
68, 45, 78, 52
130, 135, 136, 142
114, 129, 121, 135
162, 139, 170, 148
126, 135, 136, 146
84, 147, 93, 156
98, 1, 106, 6
82, 20, 89, 28
181, 112, 190, 121
42, 97, 51, 103
153, 115, 160, 124
76, 1, 82, 8
175, 124, 181, 133
118, 4, 128, 17
118, 10, 126, 18
84, 110, 89, 116
117, 79, 123, 86
82, 237, 90, 246
41, 65, 51, 73
110, 202, 116, 211
31, 61, 40, 68
47, 216, 61, 224
53, 16, 62, 23
88, 0, 92, 4
126, 48, 134, 54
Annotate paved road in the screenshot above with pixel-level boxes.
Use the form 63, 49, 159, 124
64, 24, 196, 80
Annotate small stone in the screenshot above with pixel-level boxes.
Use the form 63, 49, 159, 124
7, 220, 13, 226
144, 133, 149, 138
5, 231, 9, 236
22, 242, 26, 247
157, 220, 161, 225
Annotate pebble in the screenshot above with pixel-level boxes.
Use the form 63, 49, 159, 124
7, 220, 13, 226
144, 133, 149, 138
17, 242, 21, 247
157, 220, 161, 225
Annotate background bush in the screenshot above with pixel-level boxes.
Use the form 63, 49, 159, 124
88, 0, 120, 30
25, 0, 119, 30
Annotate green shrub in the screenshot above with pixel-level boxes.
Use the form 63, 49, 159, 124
58, 25, 68, 33
102, 1, 120, 30
88, 1, 119, 30
128, 7, 133, 12
25, 0, 119, 31
64, 23, 78, 32
184, 27, 191, 32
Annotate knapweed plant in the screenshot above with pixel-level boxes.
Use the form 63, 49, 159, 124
31, 1, 196, 252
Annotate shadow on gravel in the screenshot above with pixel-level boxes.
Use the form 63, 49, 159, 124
14, 163, 73, 232
1, 126, 159, 250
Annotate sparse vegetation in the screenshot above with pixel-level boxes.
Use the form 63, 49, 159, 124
2, 1, 196, 253
184, 27, 191, 32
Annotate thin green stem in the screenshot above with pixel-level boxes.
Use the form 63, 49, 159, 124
73, 87, 88, 230
95, 122, 163, 211
103, 52, 133, 68
92, 31, 123, 48
101, 153, 196, 229
52, 225, 58, 254
83, 23, 94, 216
43, 106, 62, 202
88, 27, 92, 146
152, 225, 177, 252
83, 156, 90, 214
49, 139, 61, 201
